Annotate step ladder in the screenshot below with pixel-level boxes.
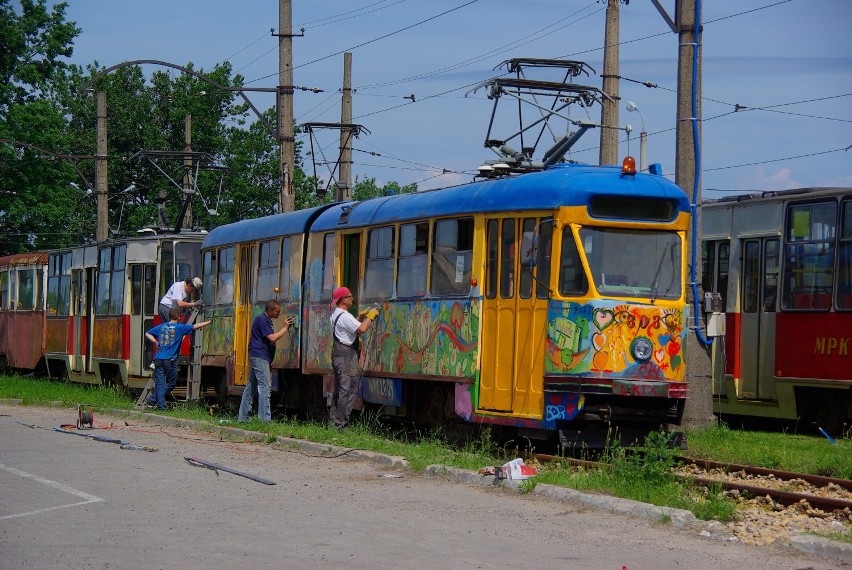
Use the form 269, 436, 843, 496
134, 305, 204, 409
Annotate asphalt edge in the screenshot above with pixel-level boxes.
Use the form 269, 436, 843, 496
4, 401, 850, 565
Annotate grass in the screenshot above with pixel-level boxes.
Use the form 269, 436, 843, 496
1, 374, 849, 526
685, 422, 852, 480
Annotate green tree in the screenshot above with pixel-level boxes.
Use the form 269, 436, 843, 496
352, 176, 417, 201
0, 0, 81, 254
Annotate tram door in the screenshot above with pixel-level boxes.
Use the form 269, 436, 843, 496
739, 237, 779, 399
480, 217, 549, 415
233, 244, 255, 387
129, 264, 157, 376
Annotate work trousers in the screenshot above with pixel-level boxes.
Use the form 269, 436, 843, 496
330, 341, 360, 428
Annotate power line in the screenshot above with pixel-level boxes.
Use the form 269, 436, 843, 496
246, 0, 479, 84
296, 0, 411, 30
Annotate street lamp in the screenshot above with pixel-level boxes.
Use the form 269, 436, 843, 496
625, 101, 647, 173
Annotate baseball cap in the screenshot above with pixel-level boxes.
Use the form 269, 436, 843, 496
192, 277, 203, 289
332, 286, 352, 304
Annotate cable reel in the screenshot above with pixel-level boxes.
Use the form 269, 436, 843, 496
77, 404, 95, 430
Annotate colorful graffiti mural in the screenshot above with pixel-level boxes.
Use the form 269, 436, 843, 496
545, 300, 686, 381
305, 299, 480, 379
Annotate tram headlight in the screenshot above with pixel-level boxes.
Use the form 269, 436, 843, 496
631, 337, 653, 362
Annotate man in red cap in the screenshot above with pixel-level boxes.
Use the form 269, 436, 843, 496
329, 286, 378, 428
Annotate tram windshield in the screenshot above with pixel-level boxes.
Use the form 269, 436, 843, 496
576, 227, 682, 300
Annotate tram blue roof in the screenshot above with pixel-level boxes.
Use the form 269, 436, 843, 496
310, 163, 690, 232
202, 204, 330, 249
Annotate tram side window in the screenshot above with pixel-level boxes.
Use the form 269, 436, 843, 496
0, 270, 6, 309
431, 218, 473, 296
95, 245, 126, 315
255, 239, 280, 303
763, 239, 779, 312
96, 248, 112, 315
836, 200, 852, 310
279, 237, 292, 300
782, 201, 836, 311
322, 233, 335, 300
364, 226, 395, 300
559, 227, 588, 296
216, 247, 235, 305
485, 220, 498, 299
743, 241, 760, 313
535, 219, 554, 299
47, 252, 72, 316
175, 242, 200, 284
18, 269, 34, 310
202, 250, 216, 303
398, 222, 428, 298
500, 219, 516, 298
9, 270, 17, 310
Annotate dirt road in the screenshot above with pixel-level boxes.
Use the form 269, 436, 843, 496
0, 405, 845, 570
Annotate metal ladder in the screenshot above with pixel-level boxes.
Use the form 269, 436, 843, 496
134, 305, 204, 409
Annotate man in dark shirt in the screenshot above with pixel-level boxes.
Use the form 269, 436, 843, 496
238, 300, 293, 422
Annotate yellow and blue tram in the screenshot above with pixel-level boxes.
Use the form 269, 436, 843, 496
200, 159, 692, 442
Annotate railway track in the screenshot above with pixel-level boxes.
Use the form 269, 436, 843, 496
535, 453, 852, 515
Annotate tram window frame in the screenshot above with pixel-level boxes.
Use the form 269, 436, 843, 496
742, 240, 760, 313
254, 239, 280, 303
558, 227, 589, 296
321, 233, 335, 301
202, 249, 216, 304
485, 220, 498, 299
215, 247, 235, 306
131, 265, 143, 316
95, 245, 126, 316
279, 237, 292, 300
536, 219, 554, 299
763, 239, 780, 312
18, 268, 35, 311
836, 199, 852, 311
0, 270, 6, 310
781, 201, 836, 311
159, 240, 174, 300
363, 226, 395, 301
431, 217, 474, 296
9, 270, 16, 310
175, 242, 200, 285
397, 222, 429, 298
47, 252, 72, 316
519, 218, 537, 299
500, 219, 516, 298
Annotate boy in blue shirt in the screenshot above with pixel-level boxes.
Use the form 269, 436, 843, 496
145, 308, 212, 410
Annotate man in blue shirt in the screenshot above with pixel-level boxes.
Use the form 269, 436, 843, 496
144, 308, 212, 410
238, 300, 293, 422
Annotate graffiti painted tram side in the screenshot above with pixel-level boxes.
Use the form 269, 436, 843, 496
199, 159, 692, 447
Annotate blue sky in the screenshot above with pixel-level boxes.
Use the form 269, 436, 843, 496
57, 0, 852, 196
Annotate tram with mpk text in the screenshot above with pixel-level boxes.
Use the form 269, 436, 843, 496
702, 187, 852, 434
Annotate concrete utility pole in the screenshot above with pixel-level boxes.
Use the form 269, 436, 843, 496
183, 114, 193, 228
677, 0, 713, 428
95, 91, 109, 242
598, 0, 621, 166
337, 52, 353, 202
652, 0, 713, 427
278, 0, 296, 213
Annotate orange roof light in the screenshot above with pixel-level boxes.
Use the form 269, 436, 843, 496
621, 156, 637, 175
